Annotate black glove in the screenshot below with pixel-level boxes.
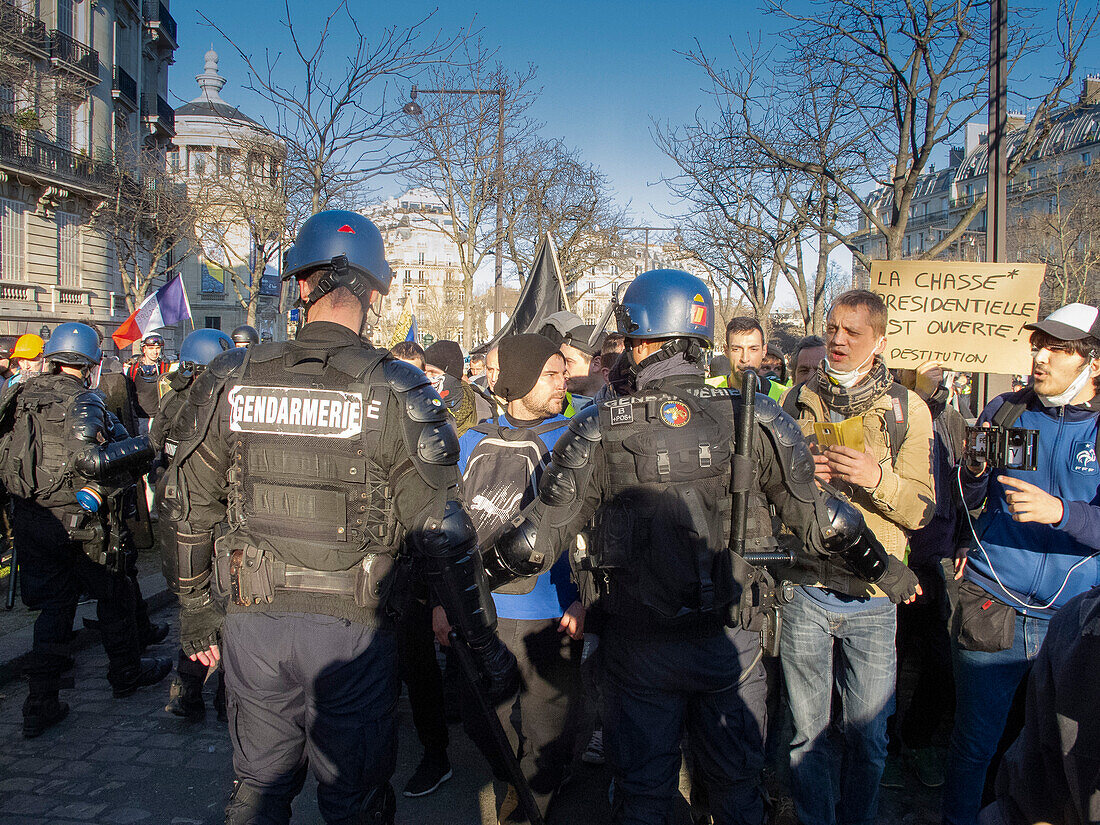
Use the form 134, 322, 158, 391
179, 597, 224, 657
878, 556, 920, 605
469, 633, 520, 706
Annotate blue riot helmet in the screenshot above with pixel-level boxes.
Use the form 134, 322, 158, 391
283, 211, 393, 313
178, 329, 233, 379
616, 269, 714, 347
43, 322, 103, 368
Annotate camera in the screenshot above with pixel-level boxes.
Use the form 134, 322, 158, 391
965, 425, 1039, 471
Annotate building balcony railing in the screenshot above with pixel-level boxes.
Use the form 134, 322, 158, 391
0, 281, 35, 302
49, 29, 99, 84
112, 66, 137, 109
142, 94, 175, 137
0, 0, 49, 56
142, 1, 177, 50
0, 125, 114, 193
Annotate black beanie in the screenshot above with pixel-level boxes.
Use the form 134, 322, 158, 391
497, 334, 562, 402
424, 340, 464, 380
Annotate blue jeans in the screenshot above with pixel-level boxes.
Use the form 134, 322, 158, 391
942, 611, 1048, 825
780, 589, 897, 825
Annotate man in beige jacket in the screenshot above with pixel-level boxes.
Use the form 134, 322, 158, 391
779, 289, 935, 825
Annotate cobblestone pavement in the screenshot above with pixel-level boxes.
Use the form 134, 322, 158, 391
0, 598, 946, 824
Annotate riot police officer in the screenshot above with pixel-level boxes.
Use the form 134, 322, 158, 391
162, 210, 517, 825
150, 328, 234, 720
0, 323, 172, 738
483, 269, 920, 825
230, 324, 259, 348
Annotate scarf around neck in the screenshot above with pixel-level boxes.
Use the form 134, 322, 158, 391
811, 355, 894, 417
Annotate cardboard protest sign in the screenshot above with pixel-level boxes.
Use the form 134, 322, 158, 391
870, 260, 1045, 374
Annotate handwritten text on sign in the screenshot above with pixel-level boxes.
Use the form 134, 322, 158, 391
870, 260, 1045, 374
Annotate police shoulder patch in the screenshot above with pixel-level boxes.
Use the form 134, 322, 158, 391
228, 385, 380, 438
660, 400, 691, 427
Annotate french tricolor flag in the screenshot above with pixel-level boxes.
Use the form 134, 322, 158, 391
112, 274, 192, 350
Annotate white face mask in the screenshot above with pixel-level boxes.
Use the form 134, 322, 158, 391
428, 373, 445, 393
1037, 361, 1094, 407
824, 340, 883, 388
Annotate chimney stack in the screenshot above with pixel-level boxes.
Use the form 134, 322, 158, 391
1082, 75, 1100, 106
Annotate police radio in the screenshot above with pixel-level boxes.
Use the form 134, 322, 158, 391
964, 425, 1039, 471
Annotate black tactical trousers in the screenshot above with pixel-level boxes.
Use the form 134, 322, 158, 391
461, 616, 584, 822
15, 502, 141, 696
222, 611, 398, 825
396, 593, 449, 756
600, 620, 768, 825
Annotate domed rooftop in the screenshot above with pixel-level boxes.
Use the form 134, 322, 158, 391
174, 48, 260, 126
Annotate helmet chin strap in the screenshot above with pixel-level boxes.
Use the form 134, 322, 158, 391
299, 254, 373, 316
628, 337, 705, 377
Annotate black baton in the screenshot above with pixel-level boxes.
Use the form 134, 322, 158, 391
447, 629, 546, 825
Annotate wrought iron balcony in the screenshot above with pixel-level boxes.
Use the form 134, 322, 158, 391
142, 94, 175, 137
0, 0, 49, 56
0, 126, 113, 193
112, 66, 137, 109
49, 29, 99, 84
142, 1, 177, 50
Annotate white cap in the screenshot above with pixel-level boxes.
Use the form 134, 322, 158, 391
1023, 303, 1100, 342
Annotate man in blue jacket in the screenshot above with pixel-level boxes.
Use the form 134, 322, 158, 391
436, 333, 584, 823
944, 302, 1100, 825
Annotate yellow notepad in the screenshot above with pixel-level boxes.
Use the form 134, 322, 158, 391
813, 416, 865, 453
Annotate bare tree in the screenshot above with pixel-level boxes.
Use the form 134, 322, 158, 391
683, 0, 1096, 271
402, 39, 540, 345
1010, 159, 1100, 307
91, 144, 197, 312
205, 1, 469, 224
190, 134, 289, 327
501, 137, 627, 283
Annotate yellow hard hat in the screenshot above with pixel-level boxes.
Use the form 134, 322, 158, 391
12, 333, 44, 360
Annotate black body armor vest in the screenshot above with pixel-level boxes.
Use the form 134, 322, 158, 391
222, 343, 399, 574
590, 384, 776, 624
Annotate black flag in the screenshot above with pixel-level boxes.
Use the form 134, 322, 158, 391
476, 234, 569, 353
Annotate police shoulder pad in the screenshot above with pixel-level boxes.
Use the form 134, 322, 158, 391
383, 356, 429, 392
567, 403, 602, 441
207, 346, 248, 379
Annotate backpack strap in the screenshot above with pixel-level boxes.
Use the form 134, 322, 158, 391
781, 381, 806, 420
990, 387, 1035, 429
883, 382, 909, 468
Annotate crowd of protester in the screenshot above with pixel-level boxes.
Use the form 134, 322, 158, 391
4, 293, 1098, 825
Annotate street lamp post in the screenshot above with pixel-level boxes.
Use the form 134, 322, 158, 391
404, 85, 506, 338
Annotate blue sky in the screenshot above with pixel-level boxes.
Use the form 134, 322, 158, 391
172, 1, 781, 225
170, 1, 1100, 280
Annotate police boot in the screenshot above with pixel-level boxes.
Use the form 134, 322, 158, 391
140, 621, 171, 650
22, 693, 69, 738
166, 650, 206, 719
356, 784, 396, 825
111, 656, 173, 698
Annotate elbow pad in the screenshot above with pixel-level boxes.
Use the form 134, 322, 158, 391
482, 514, 549, 590
821, 495, 888, 584
74, 435, 155, 481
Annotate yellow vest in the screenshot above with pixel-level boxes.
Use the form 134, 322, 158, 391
707, 374, 789, 402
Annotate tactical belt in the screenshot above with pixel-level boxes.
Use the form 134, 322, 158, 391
272, 560, 356, 596
223, 545, 394, 609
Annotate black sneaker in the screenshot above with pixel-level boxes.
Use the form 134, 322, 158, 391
164, 678, 205, 720
402, 752, 453, 797
113, 656, 173, 698
22, 697, 69, 738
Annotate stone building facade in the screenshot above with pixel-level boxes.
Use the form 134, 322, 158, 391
0, 0, 176, 353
